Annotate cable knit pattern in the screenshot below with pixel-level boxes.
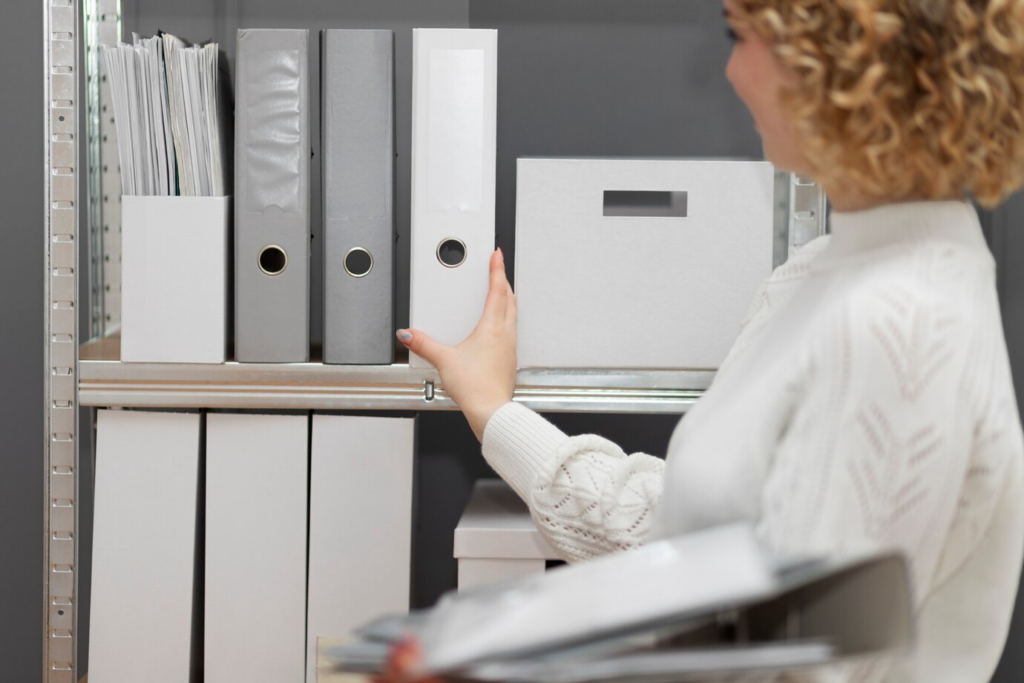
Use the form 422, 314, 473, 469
483, 404, 666, 562
481, 200, 1024, 682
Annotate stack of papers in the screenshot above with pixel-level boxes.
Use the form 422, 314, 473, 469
102, 33, 229, 197
318, 525, 914, 682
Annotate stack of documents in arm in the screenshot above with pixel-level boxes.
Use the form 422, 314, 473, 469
318, 525, 913, 682
102, 32, 230, 197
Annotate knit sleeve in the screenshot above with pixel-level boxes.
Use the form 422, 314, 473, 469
478, 238, 834, 564
481, 402, 666, 563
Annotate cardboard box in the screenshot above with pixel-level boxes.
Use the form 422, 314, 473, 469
454, 479, 560, 591
121, 195, 230, 363
206, 413, 308, 683
89, 410, 201, 683
306, 415, 417, 683
515, 158, 774, 370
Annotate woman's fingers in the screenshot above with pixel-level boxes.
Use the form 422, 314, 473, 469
396, 328, 449, 369
482, 249, 508, 322
380, 637, 443, 683
383, 638, 419, 681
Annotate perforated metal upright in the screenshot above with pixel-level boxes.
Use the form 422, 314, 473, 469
85, 0, 122, 338
43, 0, 79, 680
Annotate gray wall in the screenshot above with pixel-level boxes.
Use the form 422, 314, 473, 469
3, 1, 1022, 680
988, 192, 1024, 681
0, 1, 44, 681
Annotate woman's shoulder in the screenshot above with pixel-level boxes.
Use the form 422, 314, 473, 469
813, 237, 1001, 399
840, 236, 995, 320
767, 234, 834, 284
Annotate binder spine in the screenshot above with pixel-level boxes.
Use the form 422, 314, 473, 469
409, 29, 498, 368
235, 29, 311, 363
321, 30, 396, 365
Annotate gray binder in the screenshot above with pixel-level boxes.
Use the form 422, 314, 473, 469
321, 30, 396, 365
234, 29, 311, 363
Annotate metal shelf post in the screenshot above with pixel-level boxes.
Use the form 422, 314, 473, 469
43, 0, 80, 681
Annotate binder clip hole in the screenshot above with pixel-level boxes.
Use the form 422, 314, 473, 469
258, 245, 288, 276
344, 248, 374, 278
437, 238, 467, 268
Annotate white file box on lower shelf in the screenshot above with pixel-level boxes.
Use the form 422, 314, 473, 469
89, 410, 202, 683
206, 413, 308, 683
121, 195, 230, 363
454, 479, 560, 591
306, 414, 417, 683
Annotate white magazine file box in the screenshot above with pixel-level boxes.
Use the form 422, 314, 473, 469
206, 413, 308, 683
409, 29, 498, 368
121, 194, 230, 363
514, 158, 775, 370
89, 410, 202, 683
306, 414, 417, 683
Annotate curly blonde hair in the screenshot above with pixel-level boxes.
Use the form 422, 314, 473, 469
731, 0, 1024, 208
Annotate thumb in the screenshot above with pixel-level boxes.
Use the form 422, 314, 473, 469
396, 328, 449, 368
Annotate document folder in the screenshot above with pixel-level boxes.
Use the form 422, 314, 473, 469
319, 524, 913, 681
235, 29, 311, 363
306, 414, 417, 683
409, 29, 498, 368
206, 413, 308, 683
89, 410, 201, 683
321, 29, 396, 365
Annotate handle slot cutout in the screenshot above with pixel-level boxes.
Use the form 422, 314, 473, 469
603, 190, 688, 218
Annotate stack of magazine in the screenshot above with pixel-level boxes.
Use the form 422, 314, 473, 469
102, 33, 231, 197
319, 525, 913, 682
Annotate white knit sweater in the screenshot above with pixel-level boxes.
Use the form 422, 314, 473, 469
481, 200, 1024, 682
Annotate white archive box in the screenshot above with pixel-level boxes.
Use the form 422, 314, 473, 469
515, 158, 775, 370
454, 479, 560, 592
121, 195, 231, 363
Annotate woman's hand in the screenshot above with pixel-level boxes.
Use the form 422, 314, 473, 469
375, 637, 444, 683
396, 248, 517, 443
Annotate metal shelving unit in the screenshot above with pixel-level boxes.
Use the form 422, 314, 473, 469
44, 2, 828, 678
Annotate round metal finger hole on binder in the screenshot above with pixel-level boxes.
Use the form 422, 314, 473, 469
437, 238, 467, 268
258, 245, 288, 276
344, 247, 374, 278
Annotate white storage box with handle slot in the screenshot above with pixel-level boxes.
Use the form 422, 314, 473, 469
454, 479, 561, 591
514, 158, 774, 370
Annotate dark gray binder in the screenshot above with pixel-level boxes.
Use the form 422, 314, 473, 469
321, 29, 396, 365
234, 29, 310, 363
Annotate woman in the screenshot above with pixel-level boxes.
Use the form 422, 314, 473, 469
395, 0, 1024, 680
